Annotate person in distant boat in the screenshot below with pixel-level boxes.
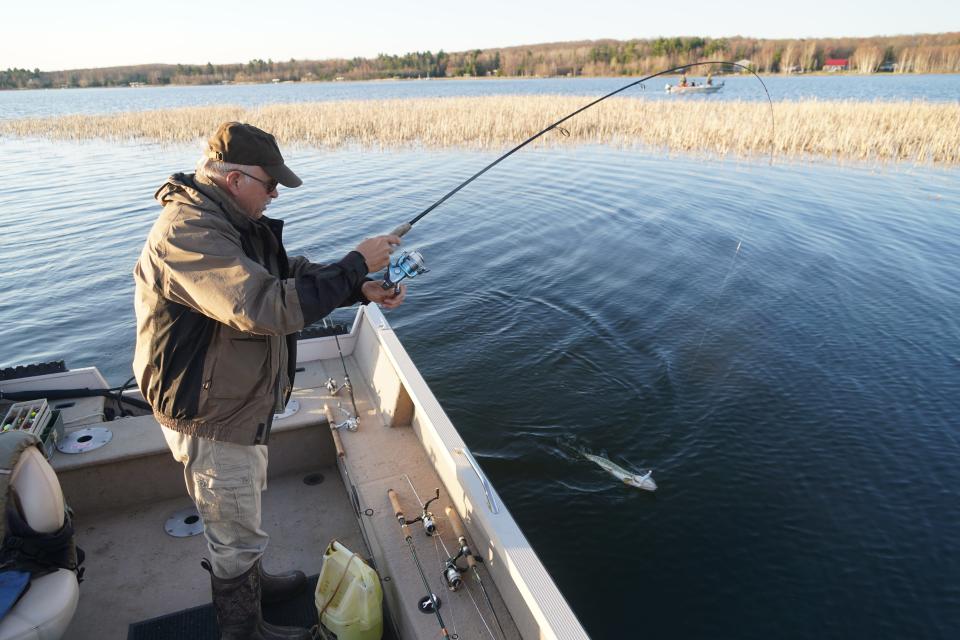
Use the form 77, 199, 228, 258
680, 72, 688, 87
706, 72, 713, 86
133, 122, 406, 640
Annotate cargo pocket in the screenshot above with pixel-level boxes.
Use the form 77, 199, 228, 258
193, 469, 256, 524
191, 441, 264, 525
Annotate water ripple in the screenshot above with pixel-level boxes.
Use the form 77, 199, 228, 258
2, 137, 959, 638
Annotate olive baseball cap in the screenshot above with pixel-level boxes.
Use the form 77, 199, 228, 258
205, 122, 302, 188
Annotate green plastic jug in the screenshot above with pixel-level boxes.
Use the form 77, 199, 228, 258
315, 540, 383, 640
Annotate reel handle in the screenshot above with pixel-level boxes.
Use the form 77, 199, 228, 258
445, 506, 478, 569
388, 489, 412, 539
389, 222, 412, 238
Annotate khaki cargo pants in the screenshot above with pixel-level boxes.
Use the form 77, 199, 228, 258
161, 425, 269, 579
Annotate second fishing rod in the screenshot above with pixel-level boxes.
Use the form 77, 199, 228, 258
375, 60, 773, 294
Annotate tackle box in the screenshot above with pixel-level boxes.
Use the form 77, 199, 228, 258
1, 399, 64, 459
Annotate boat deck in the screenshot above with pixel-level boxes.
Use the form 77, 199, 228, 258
69, 466, 358, 639
52, 350, 519, 640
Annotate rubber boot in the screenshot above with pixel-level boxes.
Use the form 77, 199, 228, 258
205, 559, 312, 640
260, 564, 307, 603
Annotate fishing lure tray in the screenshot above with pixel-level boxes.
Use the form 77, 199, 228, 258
1, 400, 64, 459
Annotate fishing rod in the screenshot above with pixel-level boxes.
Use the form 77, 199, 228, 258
401, 475, 501, 640
322, 319, 360, 427
444, 506, 506, 640
387, 488, 450, 638
378, 60, 774, 291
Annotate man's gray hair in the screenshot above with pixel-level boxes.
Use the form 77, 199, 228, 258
196, 156, 251, 182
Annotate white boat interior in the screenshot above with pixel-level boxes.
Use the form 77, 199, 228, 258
0, 305, 588, 640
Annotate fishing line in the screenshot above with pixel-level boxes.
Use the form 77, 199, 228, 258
687, 74, 777, 371
387, 60, 775, 239
378, 61, 777, 420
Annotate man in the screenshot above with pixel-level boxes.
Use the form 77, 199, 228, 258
133, 122, 405, 639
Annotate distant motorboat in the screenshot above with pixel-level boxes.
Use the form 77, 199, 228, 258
665, 81, 725, 94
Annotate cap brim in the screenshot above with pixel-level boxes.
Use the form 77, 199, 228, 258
263, 163, 302, 188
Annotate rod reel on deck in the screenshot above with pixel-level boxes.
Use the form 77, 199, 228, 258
322, 319, 360, 426
440, 521, 479, 592
327, 402, 358, 432
442, 545, 475, 592
445, 506, 507, 638
324, 376, 350, 397
406, 487, 440, 537
387, 488, 451, 636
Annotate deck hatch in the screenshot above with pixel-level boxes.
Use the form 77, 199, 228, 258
57, 426, 113, 453
164, 506, 204, 537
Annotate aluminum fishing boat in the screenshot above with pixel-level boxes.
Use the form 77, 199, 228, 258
0, 304, 589, 640
665, 81, 724, 94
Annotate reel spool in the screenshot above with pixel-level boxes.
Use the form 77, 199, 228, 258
382, 250, 428, 293
444, 560, 464, 591
421, 511, 437, 536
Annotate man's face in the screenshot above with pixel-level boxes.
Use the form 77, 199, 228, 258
228, 167, 278, 219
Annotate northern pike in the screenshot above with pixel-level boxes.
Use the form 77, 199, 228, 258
583, 452, 657, 491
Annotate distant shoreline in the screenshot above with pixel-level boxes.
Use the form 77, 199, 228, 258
5, 32, 959, 90
2, 96, 957, 166
2, 70, 959, 92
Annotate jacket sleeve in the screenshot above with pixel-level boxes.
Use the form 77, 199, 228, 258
288, 253, 373, 325
157, 213, 307, 335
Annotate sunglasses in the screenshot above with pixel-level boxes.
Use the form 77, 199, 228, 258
234, 169, 279, 193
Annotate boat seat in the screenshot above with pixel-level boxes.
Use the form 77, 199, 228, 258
0, 447, 79, 640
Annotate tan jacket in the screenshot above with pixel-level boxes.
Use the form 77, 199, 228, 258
133, 173, 368, 445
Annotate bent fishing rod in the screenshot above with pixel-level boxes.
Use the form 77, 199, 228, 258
379, 60, 774, 292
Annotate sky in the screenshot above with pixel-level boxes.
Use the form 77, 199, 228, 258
3, 0, 957, 71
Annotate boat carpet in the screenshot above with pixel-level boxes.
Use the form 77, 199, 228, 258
127, 575, 322, 640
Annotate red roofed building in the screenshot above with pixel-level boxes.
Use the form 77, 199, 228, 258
823, 58, 849, 72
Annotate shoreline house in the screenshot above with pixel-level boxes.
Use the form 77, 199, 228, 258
823, 58, 849, 72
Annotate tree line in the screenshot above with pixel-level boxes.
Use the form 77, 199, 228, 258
2, 32, 958, 90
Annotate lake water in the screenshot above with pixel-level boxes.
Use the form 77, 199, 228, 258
1, 78, 959, 638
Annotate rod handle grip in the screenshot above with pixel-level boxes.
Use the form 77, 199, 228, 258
389, 222, 412, 238
324, 405, 345, 458
388, 489, 411, 538
445, 506, 477, 569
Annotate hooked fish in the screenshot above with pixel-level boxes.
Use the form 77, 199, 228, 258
583, 452, 657, 491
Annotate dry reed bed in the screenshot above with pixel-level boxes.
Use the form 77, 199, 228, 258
2, 97, 958, 164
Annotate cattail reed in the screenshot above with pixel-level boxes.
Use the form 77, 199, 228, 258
2, 97, 957, 165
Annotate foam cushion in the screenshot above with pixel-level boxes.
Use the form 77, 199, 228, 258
9, 448, 64, 534
0, 448, 76, 640
0, 570, 78, 640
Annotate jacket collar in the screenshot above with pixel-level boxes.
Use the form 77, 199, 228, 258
155, 172, 284, 239
192, 174, 257, 232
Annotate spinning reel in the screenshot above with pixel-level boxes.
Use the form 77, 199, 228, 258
407, 488, 440, 536
382, 250, 428, 294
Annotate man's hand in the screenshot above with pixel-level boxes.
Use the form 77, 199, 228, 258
362, 281, 407, 310
355, 235, 401, 273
